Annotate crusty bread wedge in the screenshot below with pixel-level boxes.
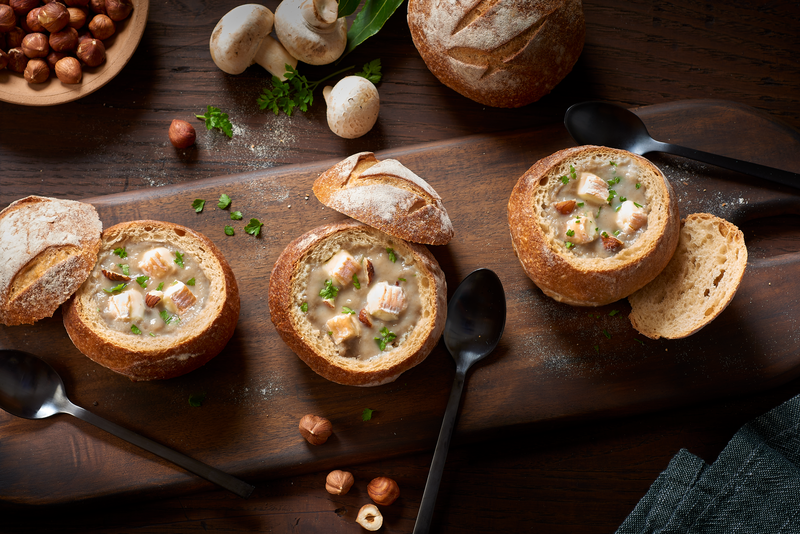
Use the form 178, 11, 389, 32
269, 220, 447, 387
312, 152, 454, 245
0, 196, 102, 326
62, 220, 239, 381
508, 146, 681, 306
628, 213, 747, 339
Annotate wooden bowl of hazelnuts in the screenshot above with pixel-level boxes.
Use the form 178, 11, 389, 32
0, 0, 148, 106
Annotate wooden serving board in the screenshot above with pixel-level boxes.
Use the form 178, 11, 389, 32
2, 100, 800, 505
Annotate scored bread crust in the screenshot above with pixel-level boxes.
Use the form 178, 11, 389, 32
508, 146, 681, 307
407, 0, 585, 108
628, 213, 747, 339
62, 220, 240, 381
312, 152, 454, 246
0, 196, 102, 326
269, 220, 447, 387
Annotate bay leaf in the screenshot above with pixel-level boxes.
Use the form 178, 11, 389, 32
342, 0, 406, 59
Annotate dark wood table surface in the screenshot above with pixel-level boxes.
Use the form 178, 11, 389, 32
2, 0, 799, 532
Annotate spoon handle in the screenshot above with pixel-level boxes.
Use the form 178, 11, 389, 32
652, 140, 800, 190
413, 369, 467, 534
65, 402, 255, 498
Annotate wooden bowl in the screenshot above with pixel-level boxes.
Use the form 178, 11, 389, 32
0, 0, 149, 107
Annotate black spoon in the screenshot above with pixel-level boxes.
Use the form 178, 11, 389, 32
413, 268, 507, 534
564, 101, 800, 190
0, 349, 255, 498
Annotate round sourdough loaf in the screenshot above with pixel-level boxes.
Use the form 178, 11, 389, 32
407, 0, 585, 108
508, 145, 680, 307
0, 196, 102, 326
269, 220, 447, 387
62, 220, 239, 381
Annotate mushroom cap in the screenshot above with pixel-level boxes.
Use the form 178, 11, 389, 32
324, 76, 380, 139
209, 4, 274, 75
274, 0, 347, 65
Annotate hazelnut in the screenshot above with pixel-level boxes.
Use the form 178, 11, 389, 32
0, 50, 9, 71
88, 0, 105, 15
0, 5, 16, 33
45, 50, 66, 69
298, 414, 332, 445
21, 32, 49, 58
24, 7, 44, 32
88, 13, 113, 39
6, 26, 25, 49
6, 47, 28, 73
54, 55, 80, 82
49, 26, 78, 51
67, 6, 87, 29
76, 37, 104, 66
168, 119, 196, 149
38, 1, 69, 33
104, 0, 131, 21
24, 57, 49, 83
367, 477, 399, 506
355, 504, 383, 531
9, 0, 38, 16
325, 470, 354, 495
77, 30, 93, 44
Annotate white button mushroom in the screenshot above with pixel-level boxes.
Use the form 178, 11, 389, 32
209, 4, 298, 80
323, 76, 380, 139
274, 0, 347, 65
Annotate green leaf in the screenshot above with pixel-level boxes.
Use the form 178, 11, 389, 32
362, 407, 374, 421
300, 302, 308, 313
196, 106, 234, 138
119, 264, 130, 276
135, 275, 149, 288
130, 324, 142, 335
103, 282, 127, 294
257, 64, 354, 116
174, 251, 184, 268
319, 280, 339, 300
113, 247, 127, 259
342, 306, 356, 315
355, 58, 382, 84
352, 274, 361, 289
339, 0, 362, 17
192, 199, 205, 213
160, 310, 175, 324
230, 211, 243, 220
189, 393, 207, 407
157, 282, 164, 291
386, 247, 396, 262
218, 194, 232, 210
224, 225, 235, 236
342, 0, 405, 59
186, 277, 196, 286
374, 326, 396, 351
244, 218, 263, 237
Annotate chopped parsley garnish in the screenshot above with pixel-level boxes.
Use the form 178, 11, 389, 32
614, 229, 622, 236
565, 241, 575, 249
566, 229, 575, 237
103, 282, 127, 294
398, 278, 406, 282
130, 324, 142, 335
174, 251, 184, 268
186, 278, 196, 286
607, 190, 617, 203
634, 202, 643, 208
609, 309, 620, 316
157, 282, 164, 291
607, 176, 621, 186
217, 194, 232, 209
192, 199, 206, 213
615, 205, 622, 212
570, 165, 577, 180
188, 393, 207, 407
196, 105, 234, 138
609, 161, 617, 166
224, 225, 235, 236
560, 175, 569, 185
244, 218, 263, 237
300, 302, 308, 313
603, 329, 612, 339
374, 327, 396, 351
113, 247, 127, 259
362, 408, 374, 421
149, 332, 156, 337
352, 274, 361, 289
601, 231, 609, 238
355, 58, 382, 84
319, 280, 339, 300
160, 310, 175, 324
594, 345, 600, 353
342, 306, 356, 315
620, 196, 627, 202
119, 264, 130, 276
634, 338, 645, 345
386, 248, 397, 262
577, 202, 585, 207
135, 275, 149, 288
635, 183, 641, 189
230, 211, 243, 220
596, 206, 603, 218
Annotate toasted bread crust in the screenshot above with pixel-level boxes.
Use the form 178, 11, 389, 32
312, 152, 454, 245
0, 196, 102, 326
508, 146, 680, 306
269, 220, 447, 386
62, 220, 239, 381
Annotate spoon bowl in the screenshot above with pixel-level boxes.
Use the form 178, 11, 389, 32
0, 349, 254, 498
413, 268, 506, 534
564, 101, 800, 189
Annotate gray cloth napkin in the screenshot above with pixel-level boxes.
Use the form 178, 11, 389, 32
616, 394, 800, 533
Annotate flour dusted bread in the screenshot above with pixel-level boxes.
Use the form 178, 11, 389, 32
269, 220, 447, 386
628, 213, 747, 339
63, 220, 239, 381
508, 146, 680, 306
407, 0, 585, 108
313, 152, 454, 245
0, 196, 102, 326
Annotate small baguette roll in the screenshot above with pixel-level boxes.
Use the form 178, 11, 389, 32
0, 196, 102, 326
628, 213, 747, 339
313, 152, 454, 245
63, 221, 240, 381
269, 220, 447, 387
508, 146, 680, 306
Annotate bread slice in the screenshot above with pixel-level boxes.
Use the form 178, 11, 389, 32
269, 220, 447, 387
312, 152, 454, 245
0, 196, 102, 326
407, 0, 585, 108
628, 213, 747, 339
508, 145, 681, 306
62, 220, 239, 381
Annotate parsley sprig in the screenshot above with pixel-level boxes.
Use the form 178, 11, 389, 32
196, 105, 234, 138
374, 327, 396, 351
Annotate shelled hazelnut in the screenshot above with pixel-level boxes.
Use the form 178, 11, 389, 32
87, 13, 112, 39
0, 5, 16, 33
38, 2, 69, 33
325, 470, 354, 495
25, 7, 45, 31
23, 56, 49, 82
88, 0, 105, 15
298, 414, 333, 445
0, 50, 9, 71
54, 55, 80, 82
10, 0, 39, 16
104, 0, 130, 21
6, 27, 26, 48
76, 36, 103, 66
21, 31, 48, 57
45, 50, 65, 68
168, 119, 196, 149
67, 6, 86, 29
356, 504, 383, 531
7, 47, 28, 73
367, 477, 400, 506
49, 25, 77, 50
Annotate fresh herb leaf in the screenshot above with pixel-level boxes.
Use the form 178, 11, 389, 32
386, 248, 396, 262
192, 199, 206, 213
362, 407, 374, 421
355, 58, 382, 84
257, 63, 354, 116
300, 302, 308, 313
398, 277, 406, 282
103, 282, 127, 294
560, 175, 569, 185
577, 202, 584, 207
113, 247, 127, 259
634, 202, 643, 208
224, 225, 235, 236
610, 161, 617, 166
118, 264, 129, 276
614, 229, 622, 236
174, 251, 184, 268
196, 105, 234, 138
149, 332, 156, 337
609, 309, 620, 316
352, 274, 361, 289
186, 277, 196, 286
218, 194, 232, 209
320, 280, 339, 300
244, 218, 263, 237
135, 275, 149, 288
339, 0, 361, 17
160, 310, 174, 324
620, 196, 627, 202
342, 306, 356, 315
594, 345, 600, 353
374, 326, 396, 351
343, 0, 406, 58
157, 282, 164, 291
635, 182, 641, 189
603, 329, 612, 339
189, 393, 207, 407
634, 338, 645, 345
231, 211, 243, 220
570, 165, 577, 180
565, 241, 575, 249
130, 324, 142, 335
566, 229, 575, 237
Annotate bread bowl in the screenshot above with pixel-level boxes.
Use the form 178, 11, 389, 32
508, 145, 680, 306
62, 220, 239, 381
407, 0, 585, 108
628, 213, 747, 339
269, 220, 447, 387
0, 196, 102, 326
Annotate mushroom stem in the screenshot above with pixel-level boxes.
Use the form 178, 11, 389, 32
254, 35, 297, 81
